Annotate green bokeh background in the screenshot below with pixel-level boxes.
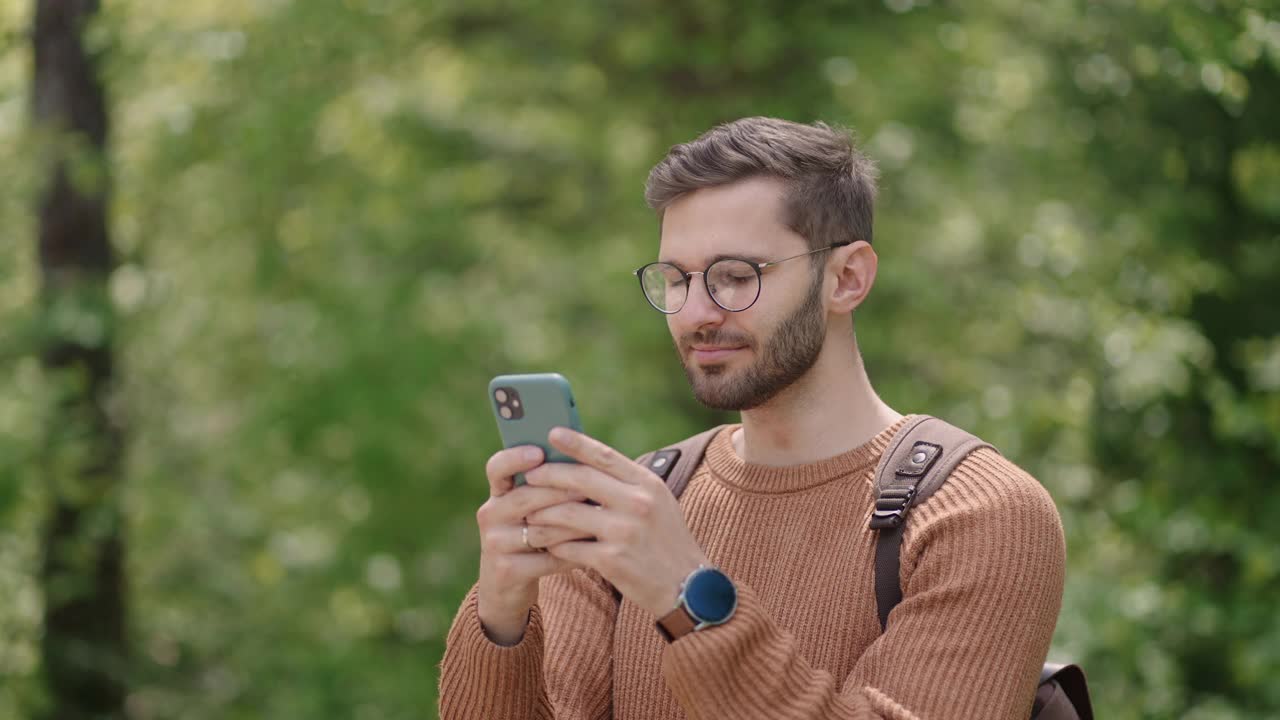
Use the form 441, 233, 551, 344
2, 0, 1279, 718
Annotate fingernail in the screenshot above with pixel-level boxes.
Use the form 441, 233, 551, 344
524, 446, 542, 461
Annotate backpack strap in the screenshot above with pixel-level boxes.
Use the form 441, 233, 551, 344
638, 425, 726, 499
870, 415, 997, 631
1034, 664, 1094, 720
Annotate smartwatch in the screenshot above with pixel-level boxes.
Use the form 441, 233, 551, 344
655, 565, 738, 642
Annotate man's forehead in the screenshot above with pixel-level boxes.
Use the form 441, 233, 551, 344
657, 178, 794, 263
657, 235, 772, 266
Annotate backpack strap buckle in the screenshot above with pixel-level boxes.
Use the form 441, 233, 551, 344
868, 441, 941, 530
870, 486, 915, 529
647, 449, 682, 481
895, 440, 941, 477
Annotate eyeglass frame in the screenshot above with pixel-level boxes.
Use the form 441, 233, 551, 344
633, 241, 853, 315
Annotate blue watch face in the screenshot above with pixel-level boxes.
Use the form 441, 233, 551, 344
684, 568, 737, 624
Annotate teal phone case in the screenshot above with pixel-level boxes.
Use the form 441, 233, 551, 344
489, 373, 583, 486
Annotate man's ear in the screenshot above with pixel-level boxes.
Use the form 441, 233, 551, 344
828, 241, 876, 314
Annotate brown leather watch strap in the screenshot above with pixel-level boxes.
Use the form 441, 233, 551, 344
656, 605, 698, 642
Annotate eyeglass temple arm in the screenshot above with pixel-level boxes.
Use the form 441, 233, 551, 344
758, 242, 852, 270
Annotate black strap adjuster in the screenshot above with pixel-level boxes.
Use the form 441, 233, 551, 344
870, 485, 916, 529
647, 449, 681, 481
869, 441, 942, 530
894, 441, 941, 477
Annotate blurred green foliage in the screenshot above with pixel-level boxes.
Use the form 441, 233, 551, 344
1, 0, 1278, 718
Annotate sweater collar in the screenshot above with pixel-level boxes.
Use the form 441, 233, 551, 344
703, 414, 916, 495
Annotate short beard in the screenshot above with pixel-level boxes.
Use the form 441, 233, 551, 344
679, 273, 826, 411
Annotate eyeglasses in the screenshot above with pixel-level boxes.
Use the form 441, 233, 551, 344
634, 242, 850, 314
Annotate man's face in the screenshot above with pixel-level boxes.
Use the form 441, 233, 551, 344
657, 177, 829, 411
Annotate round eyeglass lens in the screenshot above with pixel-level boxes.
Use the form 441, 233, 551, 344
706, 259, 760, 311
640, 263, 688, 313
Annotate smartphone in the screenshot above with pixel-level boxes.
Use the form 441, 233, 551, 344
489, 373, 583, 487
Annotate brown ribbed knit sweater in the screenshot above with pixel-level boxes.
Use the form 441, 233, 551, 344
439, 415, 1066, 719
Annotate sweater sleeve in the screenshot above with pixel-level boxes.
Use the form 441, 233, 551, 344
438, 568, 619, 720
659, 449, 1066, 720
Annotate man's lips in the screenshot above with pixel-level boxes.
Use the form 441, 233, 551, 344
689, 345, 746, 363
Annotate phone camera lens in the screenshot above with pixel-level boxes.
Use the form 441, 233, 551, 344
494, 386, 523, 420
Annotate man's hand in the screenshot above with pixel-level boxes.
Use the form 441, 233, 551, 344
475, 445, 592, 645
523, 427, 709, 620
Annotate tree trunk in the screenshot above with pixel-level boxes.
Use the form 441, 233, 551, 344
31, 1, 127, 718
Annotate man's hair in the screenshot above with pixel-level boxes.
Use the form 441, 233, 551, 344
644, 117, 879, 250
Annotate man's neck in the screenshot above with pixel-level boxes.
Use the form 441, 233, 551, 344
730, 337, 902, 467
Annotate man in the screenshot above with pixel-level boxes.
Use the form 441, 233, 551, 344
439, 117, 1065, 719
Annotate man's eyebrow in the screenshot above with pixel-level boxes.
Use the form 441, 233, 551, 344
657, 252, 769, 267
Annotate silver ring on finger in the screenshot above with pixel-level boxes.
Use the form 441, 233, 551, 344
521, 519, 547, 553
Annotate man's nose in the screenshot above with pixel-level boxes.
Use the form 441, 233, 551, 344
677, 272, 726, 327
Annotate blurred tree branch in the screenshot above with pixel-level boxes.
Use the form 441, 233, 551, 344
31, 0, 127, 718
